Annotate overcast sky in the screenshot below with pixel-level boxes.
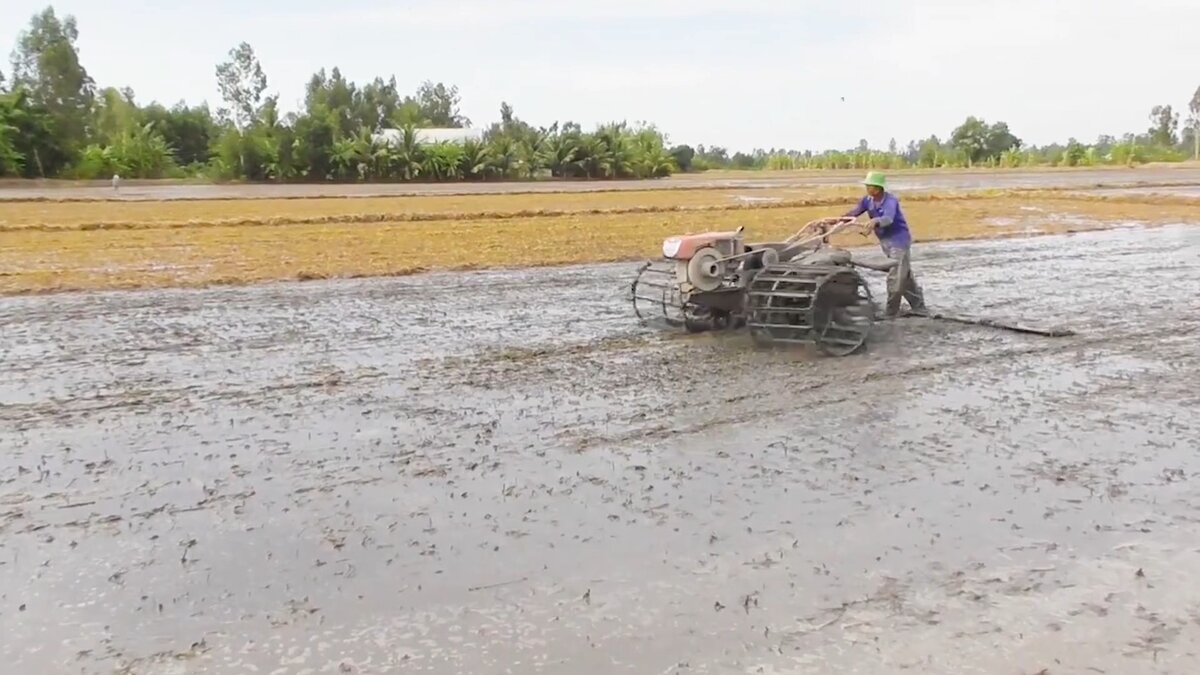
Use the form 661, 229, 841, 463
4, 0, 1198, 152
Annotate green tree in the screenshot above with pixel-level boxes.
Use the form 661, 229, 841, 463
415, 80, 469, 127
141, 101, 216, 167
917, 135, 942, 167
669, 144, 695, 172
384, 123, 423, 180
93, 86, 140, 143
951, 117, 989, 165
1148, 104, 1179, 147
949, 117, 1020, 166
984, 121, 1021, 158
305, 67, 359, 137
215, 42, 267, 131
357, 76, 403, 131
628, 126, 676, 178
0, 92, 28, 174
1061, 138, 1086, 167
292, 112, 336, 180
0, 85, 61, 177
422, 141, 465, 180
9, 6, 95, 173
458, 138, 492, 180
1188, 86, 1200, 161
543, 130, 581, 178
108, 121, 176, 178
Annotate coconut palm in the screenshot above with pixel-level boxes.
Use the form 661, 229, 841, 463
382, 123, 423, 180
458, 138, 492, 180
486, 134, 518, 179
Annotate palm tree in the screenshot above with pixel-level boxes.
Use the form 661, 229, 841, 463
542, 132, 580, 178
593, 123, 634, 178
628, 127, 677, 178
458, 138, 492, 180
515, 125, 553, 178
387, 123, 424, 181
486, 134, 518, 179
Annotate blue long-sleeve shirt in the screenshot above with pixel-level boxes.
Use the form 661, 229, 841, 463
845, 192, 912, 248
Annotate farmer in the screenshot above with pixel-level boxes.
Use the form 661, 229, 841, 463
844, 171, 926, 317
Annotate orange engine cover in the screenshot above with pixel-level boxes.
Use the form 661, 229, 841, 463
661, 231, 742, 260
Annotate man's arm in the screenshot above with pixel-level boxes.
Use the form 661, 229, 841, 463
871, 195, 898, 228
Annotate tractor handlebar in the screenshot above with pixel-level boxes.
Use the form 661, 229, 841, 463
785, 216, 864, 248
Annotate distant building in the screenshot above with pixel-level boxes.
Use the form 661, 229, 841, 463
372, 127, 484, 146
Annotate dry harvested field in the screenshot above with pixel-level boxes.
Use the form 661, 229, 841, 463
4, 167, 1200, 294
2, 168, 1200, 674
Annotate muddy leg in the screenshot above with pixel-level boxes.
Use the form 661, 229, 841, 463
901, 252, 926, 313
883, 246, 906, 317
883, 245, 925, 316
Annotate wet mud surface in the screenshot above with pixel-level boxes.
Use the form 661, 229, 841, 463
4, 167, 1200, 201
2, 224, 1200, 673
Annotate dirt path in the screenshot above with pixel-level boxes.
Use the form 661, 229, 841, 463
5, 167, 1200, 201
2, 225, 1199, 674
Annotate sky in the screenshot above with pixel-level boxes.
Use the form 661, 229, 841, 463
3, 0, 1199, 153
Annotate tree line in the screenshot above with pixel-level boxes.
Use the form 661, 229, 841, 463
3, 6, 1199, 182
686, 106, 1200, 172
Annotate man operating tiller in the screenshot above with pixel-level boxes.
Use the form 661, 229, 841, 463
843, 171, 927, 318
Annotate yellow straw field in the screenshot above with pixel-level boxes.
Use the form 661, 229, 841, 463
2, 188, 1198, 294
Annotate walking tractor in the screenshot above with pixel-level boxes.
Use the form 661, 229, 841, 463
629, 217, 1075, 356
629, 217, 890, 355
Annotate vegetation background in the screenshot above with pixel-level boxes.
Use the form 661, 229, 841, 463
3, 6, 1200, 184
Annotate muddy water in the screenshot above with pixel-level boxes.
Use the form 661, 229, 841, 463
2, 224, 1199, 674
4, 167, 1200, 201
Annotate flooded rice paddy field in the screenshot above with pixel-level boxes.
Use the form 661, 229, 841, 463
2, 223, 1200, 673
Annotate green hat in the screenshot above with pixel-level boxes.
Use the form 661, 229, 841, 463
862, 171, 886, 189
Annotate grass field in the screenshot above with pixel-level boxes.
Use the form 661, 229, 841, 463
2, 184, 1199, 294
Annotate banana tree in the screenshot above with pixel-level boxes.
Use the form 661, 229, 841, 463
0, 87, 59, 177
421, 141, 465, 180
106, 122, 176, 178
371, 142, 395, 180
331, 137, 358, 180
0, 120, 23, 175
350, 126, 377, 179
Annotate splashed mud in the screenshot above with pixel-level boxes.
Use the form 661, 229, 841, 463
1, 224, 1199, 674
